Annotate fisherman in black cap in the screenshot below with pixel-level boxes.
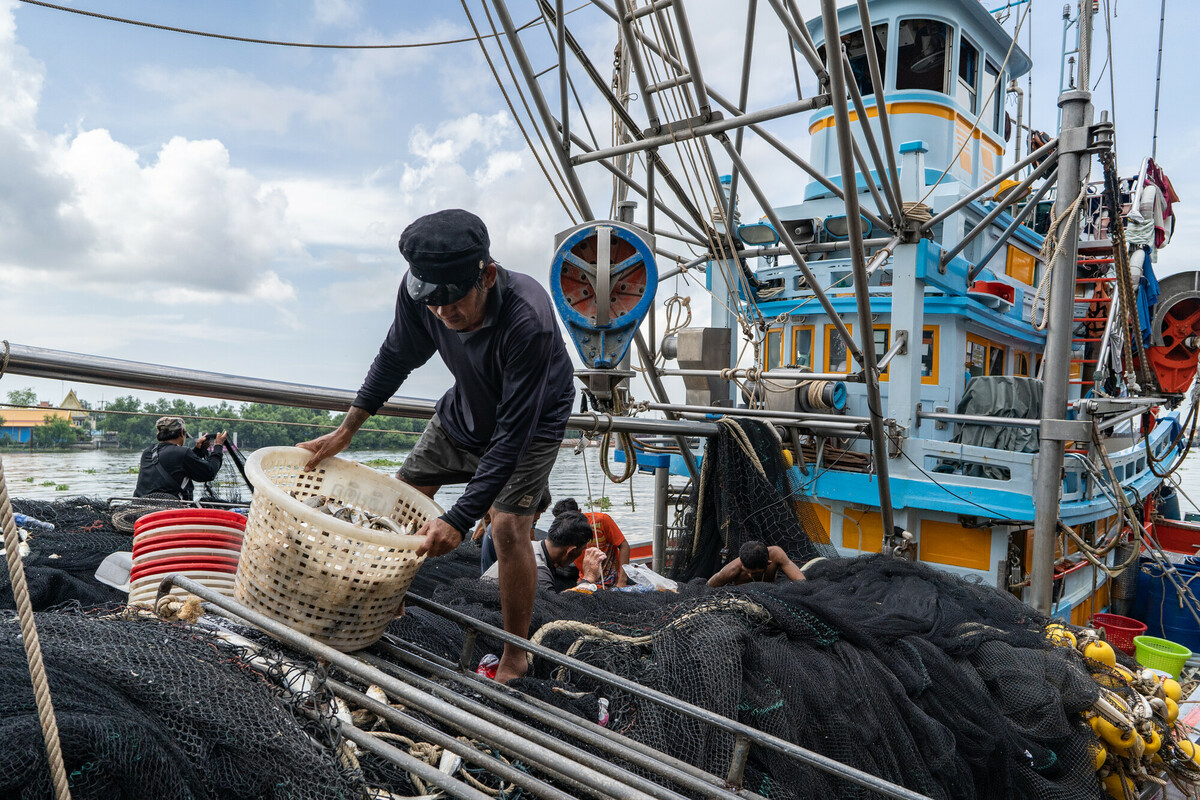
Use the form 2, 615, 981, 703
133, 416, 228, 501
299, 208, 575, 683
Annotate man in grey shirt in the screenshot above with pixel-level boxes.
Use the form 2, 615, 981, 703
484, 511, 603, 592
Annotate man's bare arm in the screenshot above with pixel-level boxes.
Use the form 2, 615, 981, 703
297, 406, 372, 471
768, 546, 806, 582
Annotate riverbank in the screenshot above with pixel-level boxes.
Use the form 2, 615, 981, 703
0, 447, 661, 539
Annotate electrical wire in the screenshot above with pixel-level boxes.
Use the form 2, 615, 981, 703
898, 449, 1016, 521
15, 0, 586, 50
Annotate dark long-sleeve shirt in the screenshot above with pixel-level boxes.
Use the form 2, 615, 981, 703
353, 267, 575, 533
133, 443, 224, 501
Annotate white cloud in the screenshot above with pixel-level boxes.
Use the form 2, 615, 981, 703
313, 0, 361, 27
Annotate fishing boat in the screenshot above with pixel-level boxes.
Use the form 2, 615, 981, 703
501, 0, 1200, 628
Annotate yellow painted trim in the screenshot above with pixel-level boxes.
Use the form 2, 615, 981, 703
874, 324, 891, 382
921, 325, 940, 385
842, 508, 884, 553
966, 333, 1007, 376
808, 101, 1004, 150
918, 520, 992, 571
798, 501, 831, 545
1006, 245, 1037, 285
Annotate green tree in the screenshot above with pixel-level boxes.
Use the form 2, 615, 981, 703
6, 388, 37, 406
32, 416, 86, 449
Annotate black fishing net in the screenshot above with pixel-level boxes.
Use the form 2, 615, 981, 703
0, 609, 361, 800
666, 417, 836, 583
7, 498, 129, 610
385, 555, 1104, 800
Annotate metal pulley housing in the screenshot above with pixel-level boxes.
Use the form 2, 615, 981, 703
550, 221, 657, 369
1147, 271, 1200, 394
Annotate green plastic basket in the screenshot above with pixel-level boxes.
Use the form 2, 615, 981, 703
1133, 635, 1193, 678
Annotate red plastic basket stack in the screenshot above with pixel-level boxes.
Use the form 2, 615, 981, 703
128, 508, 246, 606
1093, 612, 1148, 656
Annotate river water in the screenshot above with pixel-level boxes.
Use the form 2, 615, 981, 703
0, 446, 661, 538
3, 447, 1198, 535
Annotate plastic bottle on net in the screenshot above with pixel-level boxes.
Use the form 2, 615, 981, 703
597, 697, 610, 727
13, 513, 54, 532
475, 654, 500, 680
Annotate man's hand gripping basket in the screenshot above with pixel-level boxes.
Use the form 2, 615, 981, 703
239, 446, 441, 651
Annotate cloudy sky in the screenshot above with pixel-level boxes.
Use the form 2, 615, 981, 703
0, 0, 1195, 412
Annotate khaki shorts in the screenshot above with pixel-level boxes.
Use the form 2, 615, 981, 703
399, 414, 560, 515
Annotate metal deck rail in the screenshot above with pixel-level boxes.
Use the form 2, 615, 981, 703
162, 575, 934, 800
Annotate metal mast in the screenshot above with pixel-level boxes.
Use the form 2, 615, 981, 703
1030, 0, 1096, 615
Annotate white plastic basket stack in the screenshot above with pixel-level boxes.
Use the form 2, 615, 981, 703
239, 446, 441, 651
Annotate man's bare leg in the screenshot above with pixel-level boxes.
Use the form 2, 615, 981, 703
403, 482, 441, 500
489, 509, 536, 683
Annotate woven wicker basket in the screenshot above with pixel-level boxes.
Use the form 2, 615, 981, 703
238, 446, 440, 651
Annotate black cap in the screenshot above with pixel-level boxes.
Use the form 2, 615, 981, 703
399, 209, 490, 305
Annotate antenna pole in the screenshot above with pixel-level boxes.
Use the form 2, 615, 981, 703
1030, 0, 1095, 616
1151, 0, 1167, 160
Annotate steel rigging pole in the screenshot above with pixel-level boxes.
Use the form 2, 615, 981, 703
1030, 1, 1097, 615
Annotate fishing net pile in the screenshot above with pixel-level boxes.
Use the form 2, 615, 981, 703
0, 608, 360, 800
7, 498, 129, 609
665, 418, 837, 583
399, 556, 1104, 800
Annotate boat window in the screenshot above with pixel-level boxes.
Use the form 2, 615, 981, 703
984, 60, 1002, 133
874, 326, 891, 380
818, 24, 889, 97
826, 325, 851, 373
1014, 351, 1030, 377
957, 37, 979, 113
896, 19, 951, 93
966, 338, 987, 379
988, 343, 1007, 375
967, 334, 1008, 379
764, 327, 783, 369
921, 326, 939, 384
791, 326, 815, 368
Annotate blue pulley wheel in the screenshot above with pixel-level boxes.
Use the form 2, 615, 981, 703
550, 221, 657, 369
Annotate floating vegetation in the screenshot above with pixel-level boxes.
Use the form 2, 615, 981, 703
40, 481, 55, 487
586, 496, 612, 511
84, 468, 97, 474
125, 467, 139, 474
362, 458, 404, 468
54, 484, 69, 492
23, 477, 34, 483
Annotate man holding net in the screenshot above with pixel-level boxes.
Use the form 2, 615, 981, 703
298, 208, 575, 683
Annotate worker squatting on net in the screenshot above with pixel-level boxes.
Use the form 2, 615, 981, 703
553, 497, 630, 588
133, 415, 228, 502
706, 540, 806, 587
482, 511, 605, 592
298, 208, 576, 684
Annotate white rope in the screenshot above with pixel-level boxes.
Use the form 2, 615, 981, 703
0, 457, 72, 800
1032, 189, 1086, 331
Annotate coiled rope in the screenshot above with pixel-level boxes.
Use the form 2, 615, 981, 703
0, 457, 71, 799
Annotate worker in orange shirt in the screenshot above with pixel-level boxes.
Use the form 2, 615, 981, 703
552, 498, 629, 588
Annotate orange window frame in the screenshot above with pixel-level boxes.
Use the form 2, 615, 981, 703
921, 326, 940, 385
762, 326, 784, 370
966, 333, 1008, 377
873, 325, 891, 382
791, 325, 815, 369
1014, 350, 1031, 377
825, 324, 853, 374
